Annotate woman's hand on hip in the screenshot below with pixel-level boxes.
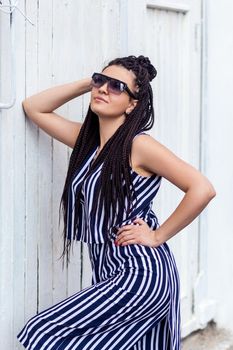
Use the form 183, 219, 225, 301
115, 218, 161, 247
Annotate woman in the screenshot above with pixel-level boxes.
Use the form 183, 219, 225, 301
17, 55, 216, 349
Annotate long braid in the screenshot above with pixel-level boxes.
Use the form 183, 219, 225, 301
59, 55, 157, 266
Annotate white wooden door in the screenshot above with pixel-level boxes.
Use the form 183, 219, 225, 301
125, 0, 213, 336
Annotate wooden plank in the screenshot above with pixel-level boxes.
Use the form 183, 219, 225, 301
12, 0, 27, 348
37, 0, 53, 311
24, 0, 40, 326
119, 0, 128, 55
100, 0, 121, 62
51, 0, 70, 304
0, 8, 15, 349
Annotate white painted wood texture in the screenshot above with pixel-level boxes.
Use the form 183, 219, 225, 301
0, 0, 211, 347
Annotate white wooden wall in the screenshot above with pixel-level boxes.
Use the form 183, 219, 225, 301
0, 0, 213, 348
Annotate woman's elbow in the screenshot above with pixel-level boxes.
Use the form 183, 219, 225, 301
22, 99, 29, 113
22, 99, 34, 119
191, 175, 217, 201
202, 180, 216, 200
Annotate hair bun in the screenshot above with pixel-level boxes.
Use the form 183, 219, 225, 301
136, 55, 157, 81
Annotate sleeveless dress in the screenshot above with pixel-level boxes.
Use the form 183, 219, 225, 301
17, 132, 181, 350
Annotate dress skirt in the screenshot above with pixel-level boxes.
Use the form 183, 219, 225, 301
17, 241, 181, 350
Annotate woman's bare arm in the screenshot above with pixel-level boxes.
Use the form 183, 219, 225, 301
133, 134, 216, 245
22, 78, 92, 148
116, 134, 216, 247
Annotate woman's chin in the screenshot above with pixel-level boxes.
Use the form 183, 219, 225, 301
90, 103, 103, 114
90, 105, 109, 118
90, 104, 125, 120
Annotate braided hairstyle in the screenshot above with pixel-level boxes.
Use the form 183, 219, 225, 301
59, 55, 157, 265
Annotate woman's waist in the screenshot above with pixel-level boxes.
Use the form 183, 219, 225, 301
108, 213, 160, 241
89, 240, 173, 271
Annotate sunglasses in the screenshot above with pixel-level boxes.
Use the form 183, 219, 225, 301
91, 72, 138, 99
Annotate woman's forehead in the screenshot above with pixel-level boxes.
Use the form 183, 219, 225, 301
102, 65, 136, 87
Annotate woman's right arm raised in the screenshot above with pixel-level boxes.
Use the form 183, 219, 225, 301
22, 78, 92, 148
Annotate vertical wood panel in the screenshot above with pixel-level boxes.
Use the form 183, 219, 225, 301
37, 0, 54, 312
52, 0, 73, 304
24, 0, 40, 327
0, 11, 14, 347
12, 0, 27, 347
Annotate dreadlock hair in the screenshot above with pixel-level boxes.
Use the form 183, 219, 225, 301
59, 55, 157, 266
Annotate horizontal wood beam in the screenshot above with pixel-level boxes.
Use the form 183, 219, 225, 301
146, 1, 190, 14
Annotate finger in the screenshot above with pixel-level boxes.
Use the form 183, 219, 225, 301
121, 239, 138, 246
133, 218, 145, 225
117, 233, 135, 245
117, 229, 132, 239
117, 224, 134, 234
117, 231, 134, 243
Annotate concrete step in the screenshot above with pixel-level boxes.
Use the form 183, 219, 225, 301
182, 322, 233, 350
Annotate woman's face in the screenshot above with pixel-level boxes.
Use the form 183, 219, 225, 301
90, 65, 138, 119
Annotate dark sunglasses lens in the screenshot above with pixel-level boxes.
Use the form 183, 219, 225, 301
91, 74, 127, 95
92, 74, 106, 87
108, 80, 124, 95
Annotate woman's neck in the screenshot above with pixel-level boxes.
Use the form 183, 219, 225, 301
98, 114, 126, 150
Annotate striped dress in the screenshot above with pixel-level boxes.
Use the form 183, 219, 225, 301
17, 132, 181, 349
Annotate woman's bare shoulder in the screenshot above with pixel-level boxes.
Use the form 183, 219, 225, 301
132, 133, 213, 193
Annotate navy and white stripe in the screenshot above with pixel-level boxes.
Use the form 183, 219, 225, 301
67, 133, 162, 243
17, 132, 181, 349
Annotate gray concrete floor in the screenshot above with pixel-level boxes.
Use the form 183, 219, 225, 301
182, 322, 233, 350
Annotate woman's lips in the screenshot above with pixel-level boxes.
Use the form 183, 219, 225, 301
94, 96, 108, 103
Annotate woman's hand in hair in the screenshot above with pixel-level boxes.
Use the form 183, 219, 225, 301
115, 218, 161, 248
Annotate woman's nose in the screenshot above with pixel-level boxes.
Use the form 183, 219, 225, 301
98, 82, 108, 94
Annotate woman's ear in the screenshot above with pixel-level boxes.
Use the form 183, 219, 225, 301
125, 99, 138, 115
